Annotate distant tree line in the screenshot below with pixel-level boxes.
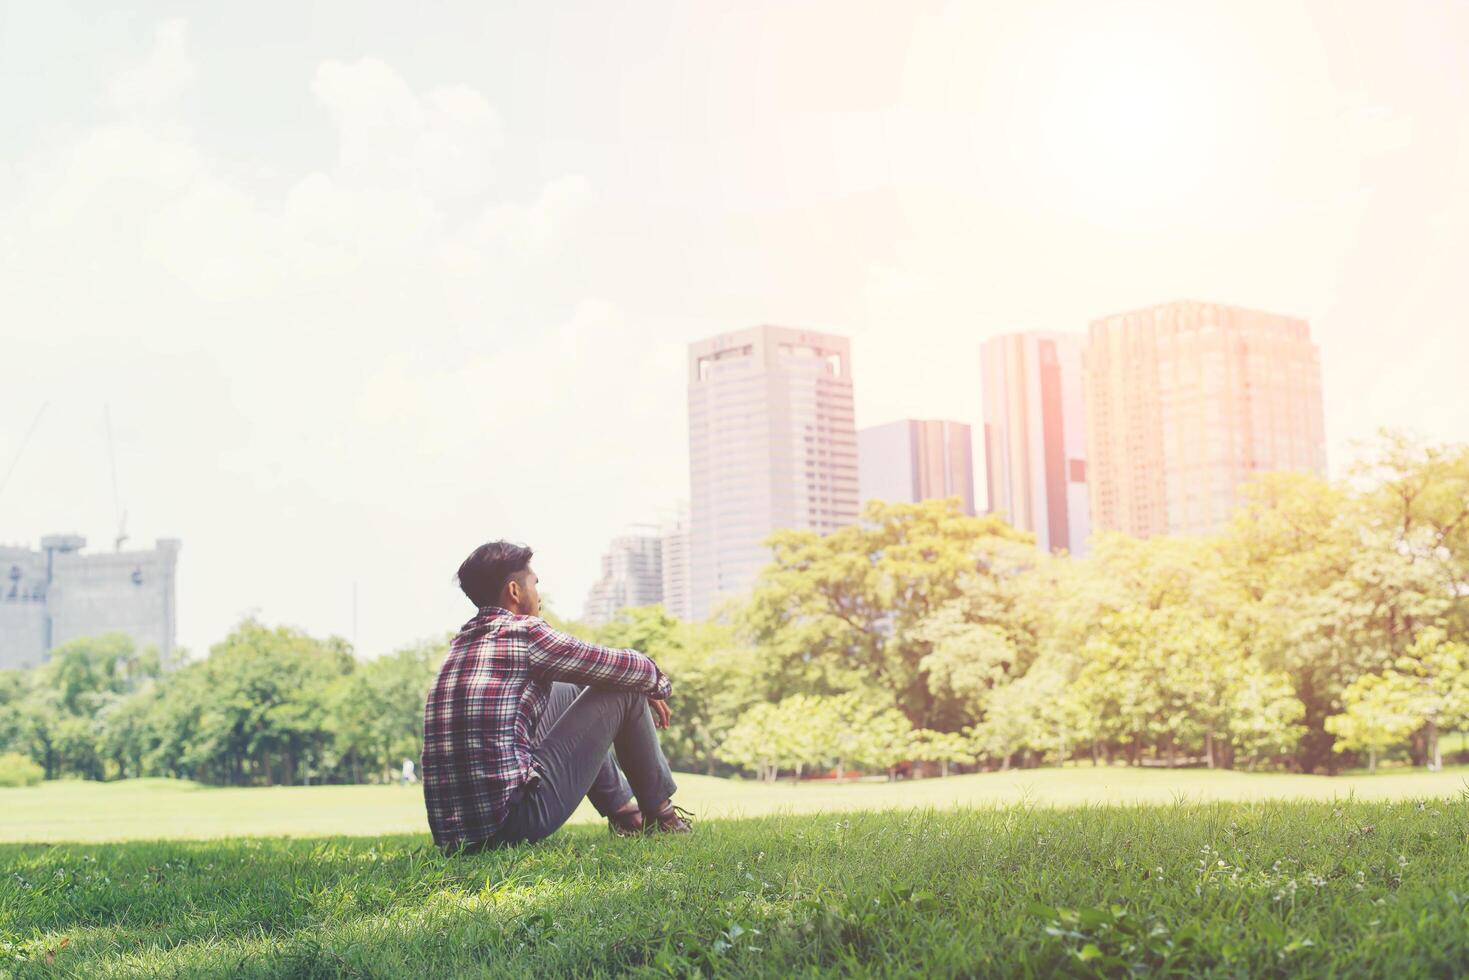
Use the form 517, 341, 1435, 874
718, 431, 1469, 777
0, 624, 440, 786
0, 431, 1464, 786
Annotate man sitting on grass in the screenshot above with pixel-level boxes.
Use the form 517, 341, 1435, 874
422, 540, 691, 852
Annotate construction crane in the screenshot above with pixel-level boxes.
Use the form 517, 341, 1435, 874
0, 402, 48, 506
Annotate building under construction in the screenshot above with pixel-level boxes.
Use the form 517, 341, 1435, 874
0, 535, 180, 670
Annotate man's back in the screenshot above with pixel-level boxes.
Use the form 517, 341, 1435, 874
421, 607, 666, 849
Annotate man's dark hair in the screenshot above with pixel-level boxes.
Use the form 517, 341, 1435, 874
457, 541, 533, 608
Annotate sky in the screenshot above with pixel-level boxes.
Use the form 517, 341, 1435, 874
1, 1, 1467, 659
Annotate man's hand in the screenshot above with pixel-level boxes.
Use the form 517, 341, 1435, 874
649, 698, 671, 729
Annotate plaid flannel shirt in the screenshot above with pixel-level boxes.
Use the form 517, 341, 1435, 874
422, 606, 671, 849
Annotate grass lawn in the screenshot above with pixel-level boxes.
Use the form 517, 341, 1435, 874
5, 765, 1469, 843
5, 771, 1469, 976
5, 800, 1469, 976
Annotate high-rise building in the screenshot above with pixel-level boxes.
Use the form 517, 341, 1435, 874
980, 332, 1091, 555
858, 419, 975, 515
1083, 300, 1326, 538
687, 325, 858, 619
581, 528, 663, 626
0, 535, 181, 670
659, 503, 693, 621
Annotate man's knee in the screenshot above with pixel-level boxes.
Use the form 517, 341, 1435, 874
582, 686, 645, 714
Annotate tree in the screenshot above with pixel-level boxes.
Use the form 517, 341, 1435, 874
1330, 631, 1469, 771
973, 660, 1089, 769
1326, 674, 1422, 772
716, 693, 914, 782
914, 617, 1018, 729
186, 619, 353, 786
1356, 431, 1469, 610
909, 728, 974, 777
718, 702, 781, 782
1225, 667, 1307, 771
850, 703, 914, 780
740, 498, 1031, 727
1218, 467, 1455, 772
326, 640, 445, 783
0, 634, 161, 779
98, 685, 158, 779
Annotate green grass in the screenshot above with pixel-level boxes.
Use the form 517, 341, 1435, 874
6, 766, 1469, 843
6, 771, 1469, 976
5, 800, 1469, 977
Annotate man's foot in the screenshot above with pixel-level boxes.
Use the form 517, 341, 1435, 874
642, 799, 693, 834
608, 802, 644, 837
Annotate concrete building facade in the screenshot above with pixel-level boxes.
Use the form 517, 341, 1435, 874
1083, 300, 1326, 538
857, 419, 975, 515
687, 325, 858, 619
0, 535, 180, 670
980, 331, 1091, 555
659, 503, 693, 621
581, 528, 663, 626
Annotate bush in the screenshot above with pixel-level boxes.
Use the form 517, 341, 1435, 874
0, 751, 45, 787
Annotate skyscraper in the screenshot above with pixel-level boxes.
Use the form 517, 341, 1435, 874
581, 528, 663, 626
980, 332, 1090, 555
1083, 300, 1326, 538
857, 419, 975, 515
659, 502, 693, 622
687, 325, 858, 619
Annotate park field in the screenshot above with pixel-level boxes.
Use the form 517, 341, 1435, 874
4, 765, 1469, 843
5, 765, 1469, 844
5, 770, 1469, 976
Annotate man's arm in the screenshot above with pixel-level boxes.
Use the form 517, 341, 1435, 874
523, 618, 672, 698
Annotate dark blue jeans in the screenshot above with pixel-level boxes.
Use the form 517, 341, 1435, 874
491, 682, 678, 846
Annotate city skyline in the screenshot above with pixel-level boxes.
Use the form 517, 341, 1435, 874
3, 3, 1467, 657
0, 298, 1375, 652
981, 331, 1090, 555
580, 302, 1330, 626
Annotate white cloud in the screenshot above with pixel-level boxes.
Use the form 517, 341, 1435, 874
102, 19, 196, 118
0, 24, 627, 656
311, 57, 502, 199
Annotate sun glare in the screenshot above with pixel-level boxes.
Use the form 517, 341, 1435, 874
1046, 34, 1205, 213
950, 8, 1231, 228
